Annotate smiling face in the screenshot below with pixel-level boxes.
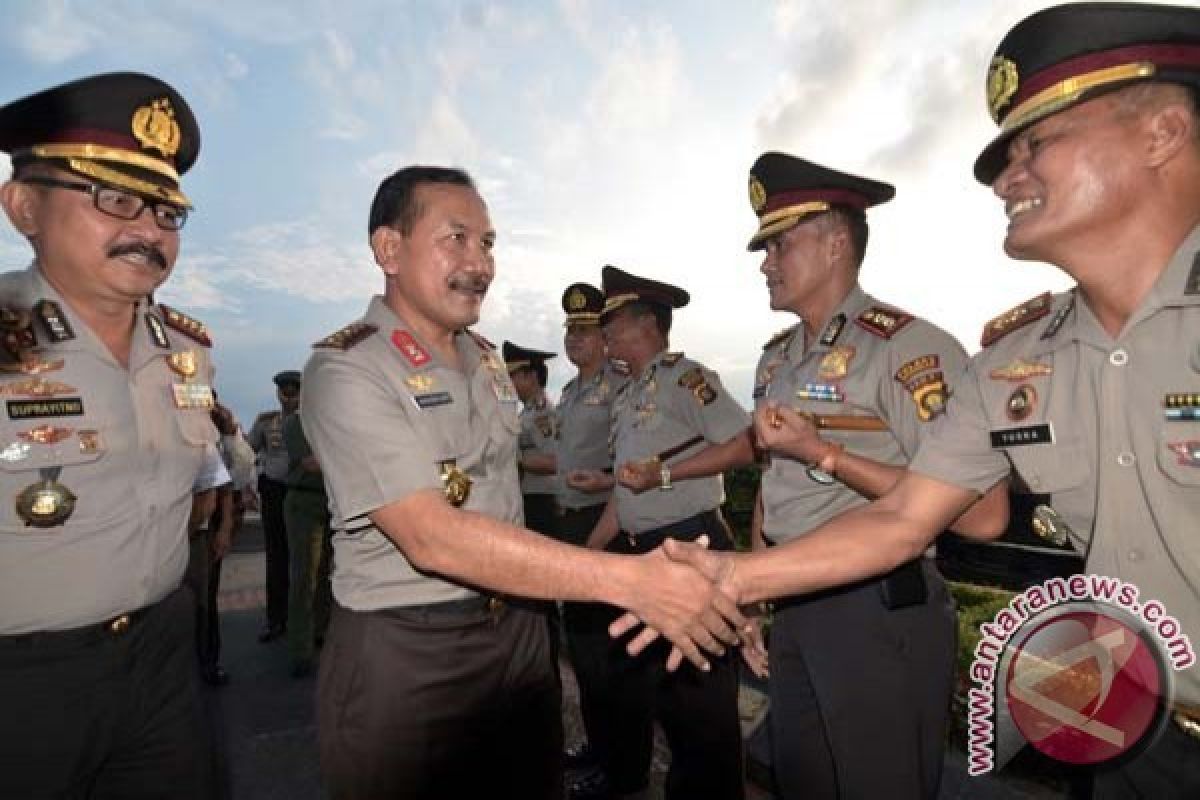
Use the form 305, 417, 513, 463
992, 94, 1145, 265
1, 166, 179, 306
375, 182, 496, 337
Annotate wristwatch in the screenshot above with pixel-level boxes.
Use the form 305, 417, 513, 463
659, 463, 673, 490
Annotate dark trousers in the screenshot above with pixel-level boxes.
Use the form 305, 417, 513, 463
318, 599, 563, 800
523, 492, 558, 537
557, 503, 614, 758
284, 487, 332, 666
184, 531, 224, 673
601, 511, 745, 799
0, 589, 211, 799
1073, 715, 1200, 799
767, 559, 956, 800
259, 476, 289, 630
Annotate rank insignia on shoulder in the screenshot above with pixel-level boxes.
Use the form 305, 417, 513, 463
661, 352, 684, 367
763, 325, 800, 351
678, 367, 715, 405
34, 300, 75, 342
894, 354, 939, 385
980, 292, 1052, 348
158, 305, 212, 347
818, 346, 855, 380
314, 322, 377, 350
856, 307, 913, 339
989, 358, 1053, 382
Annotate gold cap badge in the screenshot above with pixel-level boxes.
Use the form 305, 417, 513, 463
748, 175, 767, 214
987, 56, 1019, 122
131, 97, 182, 158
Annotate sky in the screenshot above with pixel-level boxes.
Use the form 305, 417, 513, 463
0, 0, 1101, 426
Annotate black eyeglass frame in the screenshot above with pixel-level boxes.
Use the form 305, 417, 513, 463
19, 176, 188, 231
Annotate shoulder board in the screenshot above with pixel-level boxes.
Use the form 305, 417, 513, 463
980, 292, 1053, 348
466, 329, 495, 351
314, 321, 377, 350
855, 306, 914, 340
660, 352, 684, 367
158, 304, 212, 347
763, 324, 800, 351
254, 410, 280, 424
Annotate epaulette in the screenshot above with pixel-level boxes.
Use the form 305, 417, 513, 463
855, 306, 914, 340
466, 329, 495, 351
254, 410, 280, 424
158, 304, 212, 347
660, 352, 684, 367
763, 324, 800, 351
980, 292, 1053, 348
314, 321, 377, 350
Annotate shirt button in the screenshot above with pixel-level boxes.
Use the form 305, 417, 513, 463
1109, 349, 1128, 366
1116, 452, 1136, 467
1128, 549, 1143, 562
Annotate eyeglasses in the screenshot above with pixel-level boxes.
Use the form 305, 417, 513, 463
20, 176, 188, 231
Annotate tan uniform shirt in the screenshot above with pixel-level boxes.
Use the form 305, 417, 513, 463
247, 410, 289, 482
556, 365, 625, 510
301, 296, 523, 610
0, 265, 217, 633
757, 285, 968, 542
519, 393, 559, 496
911, 225, 1200, 705
611, 351, 749, 535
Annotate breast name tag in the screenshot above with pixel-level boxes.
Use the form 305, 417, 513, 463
172, 382, 215, 410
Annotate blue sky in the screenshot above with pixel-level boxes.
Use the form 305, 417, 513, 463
0, 0, 1087, 427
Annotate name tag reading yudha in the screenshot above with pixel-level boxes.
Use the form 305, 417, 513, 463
990, 423, 1054, 448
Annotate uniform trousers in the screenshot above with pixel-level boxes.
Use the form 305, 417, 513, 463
318, 597, 563, 800
258, 475, 289, 631
767, 558, 955, 800
283, 486, 332, 667
602, 510, 745, 800
0, 588, 211, 799
184, 528, 224, 676
523, 491, 558, 537
557, 503, 614, 759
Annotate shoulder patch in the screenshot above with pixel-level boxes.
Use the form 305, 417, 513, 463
313, 322, 377, 350
981, 292, 1053, 348
855, 306, 914, 339
466, 329, 495, 351
661, 352, 684, 367
678, 366, 716, 405
158, 304, 212, 347
763, 324, 800, 351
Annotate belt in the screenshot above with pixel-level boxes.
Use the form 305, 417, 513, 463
610, 510, 731, 554
383, 594, 506, 621
555, 502, 606, 516
0, 593, 169, 650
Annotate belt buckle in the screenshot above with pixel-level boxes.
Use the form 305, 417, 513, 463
486, 596, 505, 617
627, 532, 637, 548
105, 614, 131, 635
1175, 711, 1200, 742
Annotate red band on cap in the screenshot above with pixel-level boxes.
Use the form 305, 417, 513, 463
1011, 43, 1200, 113
763, 188, 869, 215
44, 128, 144, 152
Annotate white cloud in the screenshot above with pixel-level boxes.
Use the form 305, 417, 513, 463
222, 51, 249, 80
223, 219, 378, 302
15, 0, 103, 63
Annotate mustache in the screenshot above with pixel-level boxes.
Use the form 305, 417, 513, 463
107, 242, 168, 270
447, 273, 490, 293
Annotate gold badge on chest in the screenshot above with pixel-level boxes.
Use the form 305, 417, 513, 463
167, 350, 214, 410
817, 346, 855, 380
16, 467, 76, 528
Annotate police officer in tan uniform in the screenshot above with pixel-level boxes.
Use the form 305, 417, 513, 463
656, 5, 1200, 797
555, 282, 627, 798
586, 265, 751, 800
300, 166, 745, 799
503, 340, 560, 536
742, 153, 984, 799
0, 73, 218, 797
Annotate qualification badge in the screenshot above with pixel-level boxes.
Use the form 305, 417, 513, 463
439, 460, 471, 507
17, 467, 76, 527
168, 350, 214, 410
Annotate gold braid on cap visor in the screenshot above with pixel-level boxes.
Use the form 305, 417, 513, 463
31, 143, 181, 182
1001, 61, 1156, 133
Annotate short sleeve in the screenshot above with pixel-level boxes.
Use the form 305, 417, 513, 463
882, 324, 970, 458
677, 365, 751, 445
302, 355, 440, 523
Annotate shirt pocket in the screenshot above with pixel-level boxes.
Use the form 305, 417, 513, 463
1005, 439, 1090, 495
0, 420, 107, 476
174, 408, 218, 447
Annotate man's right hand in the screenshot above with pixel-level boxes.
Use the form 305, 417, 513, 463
566, 469, 614, 494
613, 537, 747, 672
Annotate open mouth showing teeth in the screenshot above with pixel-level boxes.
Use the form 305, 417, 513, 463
1007, 197, 1043, 219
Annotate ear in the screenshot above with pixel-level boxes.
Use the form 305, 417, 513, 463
369, 225, 403, 275
0, 180, 40, 237
825, 219, 849, 265
1144, 102, 1194, 168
